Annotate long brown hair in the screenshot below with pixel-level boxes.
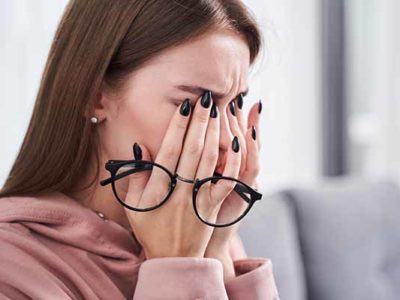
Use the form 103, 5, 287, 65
0, 0, 262, 198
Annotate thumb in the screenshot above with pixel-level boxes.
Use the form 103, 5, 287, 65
125, 142, 152, 208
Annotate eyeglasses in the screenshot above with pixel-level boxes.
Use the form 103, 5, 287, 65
100, 149, 263, 228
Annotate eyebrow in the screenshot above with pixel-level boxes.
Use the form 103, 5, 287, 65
174, 84, 249, 100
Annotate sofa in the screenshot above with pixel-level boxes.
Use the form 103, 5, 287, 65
238, 177, 400, 300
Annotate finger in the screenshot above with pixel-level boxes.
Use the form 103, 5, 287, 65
153, 98, 192, 181
175, 91, 213, 187
247, 100, 262, 150
196, 103, 220, 180
213, 135, 241, 201
234, 93, 247, 134
227, 100, 247, 175
195, 103, 220, 218
213, 127, 259, 226
240, 125, 260, 188
129, 142, 152, 194
125, 142, 155, 208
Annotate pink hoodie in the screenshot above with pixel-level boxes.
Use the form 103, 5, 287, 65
0, 192, 279, 299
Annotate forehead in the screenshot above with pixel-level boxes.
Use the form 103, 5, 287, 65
143, 29, 251, 96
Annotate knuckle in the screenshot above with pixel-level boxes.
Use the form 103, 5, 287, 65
193, 112, 209, 124
203, 151, 218, 163
220, 180, 235, 193
164, 146, 180, 159
186, 141, 203, 155
176, 119, 187, 130
248, 164, 260, 177
231, 157, 241, 169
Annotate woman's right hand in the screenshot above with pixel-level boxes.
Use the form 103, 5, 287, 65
123, 91, 241, 259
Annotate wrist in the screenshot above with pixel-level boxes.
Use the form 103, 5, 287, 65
205, 249, 236, 282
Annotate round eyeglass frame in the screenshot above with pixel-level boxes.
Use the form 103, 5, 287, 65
100, 159, 263, 227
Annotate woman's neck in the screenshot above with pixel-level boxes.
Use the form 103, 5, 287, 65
66, 157, 133, 233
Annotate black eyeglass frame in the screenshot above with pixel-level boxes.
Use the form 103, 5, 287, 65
100, 159, 263, 227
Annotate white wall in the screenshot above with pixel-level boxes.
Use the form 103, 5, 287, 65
0, 0, 322, 193
0, 0, 69, 186
244, 0, 322, 191
346, 0, 400, 184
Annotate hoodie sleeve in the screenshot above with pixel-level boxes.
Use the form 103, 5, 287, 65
132, 256, 230, 299
132, 234, 280, 300
224, 233, 281, 300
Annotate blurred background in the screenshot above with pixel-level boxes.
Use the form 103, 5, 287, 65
0, 1, 399, 299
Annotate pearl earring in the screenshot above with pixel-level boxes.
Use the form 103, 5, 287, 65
90, 116, 98, 124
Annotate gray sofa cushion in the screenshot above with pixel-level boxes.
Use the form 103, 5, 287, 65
287, 179, 400, 300
239, 192, 307, 300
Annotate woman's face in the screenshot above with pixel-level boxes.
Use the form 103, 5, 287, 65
98, 29, 251, 172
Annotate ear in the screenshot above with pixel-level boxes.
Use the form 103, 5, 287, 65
84, 81, 113, 123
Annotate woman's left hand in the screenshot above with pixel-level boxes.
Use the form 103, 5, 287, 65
204, 97, 262, 279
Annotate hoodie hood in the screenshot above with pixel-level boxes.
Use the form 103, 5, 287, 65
0, 191, 144, 260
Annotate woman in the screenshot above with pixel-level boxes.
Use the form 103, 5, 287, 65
0, 0, 280, 299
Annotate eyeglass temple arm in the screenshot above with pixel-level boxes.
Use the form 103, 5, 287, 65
209, 175, 262, 203
100, 162, 154, 186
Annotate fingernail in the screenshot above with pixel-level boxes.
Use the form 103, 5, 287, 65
180, 99, 191, 116
251, 126, 256, 140
210, 103, 218, 118
258, 99, 262, 114
237, 94, 244, 109
201, 91, 212, 108
133, 142, 142, 160
229, 101, 236, 116
232, 136, 240, 152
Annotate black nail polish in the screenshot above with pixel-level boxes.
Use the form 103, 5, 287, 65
133, 142, 142, 160
232, 136, 240, 152
237, 94, 244, 109
258, 100, 262, 114
210, 103, 218, 118
229, 101, 236, 116
251, 126, 256, 140
201, 91, 212, 108
180, 99, 191, 116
